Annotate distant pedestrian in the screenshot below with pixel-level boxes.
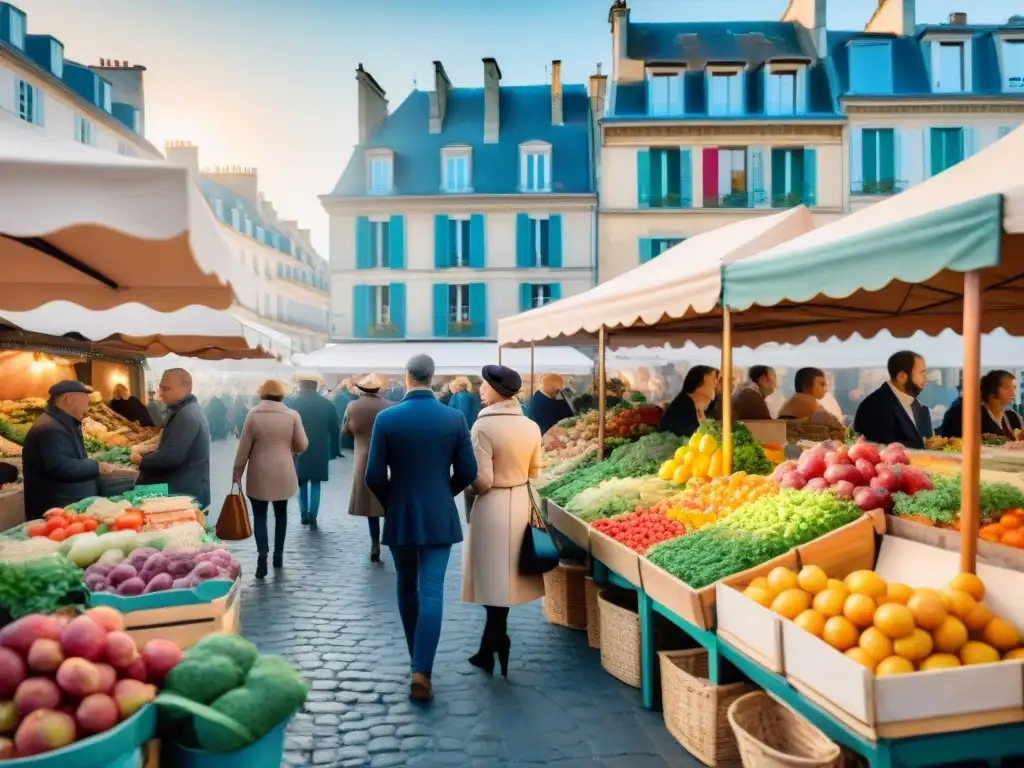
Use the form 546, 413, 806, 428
205, 392, 230, 442
529, 373, 573, 436
146, 390, 166, 427
228, 394, 250, 438
290, 372, 339, 530
448, 376, 480, 430
342, 374, 391, 563
232, 380, 309, 579
365, 355, 477, 701
333, 378, 357, 453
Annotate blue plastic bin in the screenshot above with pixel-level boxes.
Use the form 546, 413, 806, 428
88, 578, 235, 613
159, 717, 291, 768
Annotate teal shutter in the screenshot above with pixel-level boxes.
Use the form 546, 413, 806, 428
637, 149, 651, 208
352, 285, 370, 338
550, 283, 561, 301
679, 148, 693, 208
547, 215, 563, 268
468, 283, 487, 337
432, 283, 449, 337
802, 149, 816, 206
878, 130, 895, 188
747, 146, 764, 207
355, 217, 371, 269
389, 282, 406, 336
519, 283, 532, 311
929, 128, 945, 175
469, 213, 486, 268
863, 130, 878, 186
770, 149, 786, 200
515, 213, 531, 268
388, 215, 405, 269
434, 214, 450, 268
639, 238, 653, 264
949, 128, 965, 166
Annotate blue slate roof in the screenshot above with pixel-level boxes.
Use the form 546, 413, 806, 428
328, 84, 594, 197
608, 21, 841, 118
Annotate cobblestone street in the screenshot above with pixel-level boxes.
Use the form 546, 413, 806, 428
208, 437, 697, 767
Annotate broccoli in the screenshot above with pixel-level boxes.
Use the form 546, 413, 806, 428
164, 651, 245, 704
191, 633, 260, 675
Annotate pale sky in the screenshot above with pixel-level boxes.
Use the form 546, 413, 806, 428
14, 0, 1021, 256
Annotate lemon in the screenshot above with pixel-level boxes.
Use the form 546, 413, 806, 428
766, 567, 799, 595
688, 432, 702, 449
960, 641, 1000, 666
858, 627, 894, 662
698, 434, 718, 455
873, 603, 915, 640
981, 617, 1022, 651
658, 460, 678, 481
893, 628, 933, 663
771, 589, 812, 620
797, 565, 828, 596
671, 464, 692, 485
812, 588, 847, 618
794, 609, 826, 637
919, 653, 961, 670
845, 647, 877, 671
948, 572, 985, 601
845, 570, 887, 600
875, 656, 915, 676
743, 586, 773, 608
673, 446, 689, 463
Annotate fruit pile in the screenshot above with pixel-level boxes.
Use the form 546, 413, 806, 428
980, 511, 1024, 548
648, 472, 777, 531
24, 510, 100, 542
659, 434, 722, 485
744, 566, 1024, 674
605, 404, 662, 438
83, 546, 240, 596
590, 508, 686, 554
0, 607, 182, 758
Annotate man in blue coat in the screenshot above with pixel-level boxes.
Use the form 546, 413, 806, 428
365, 354, 477, 702
853, 350, 933, 449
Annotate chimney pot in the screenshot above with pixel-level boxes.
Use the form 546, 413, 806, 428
483, 58, 502, 144
429, 60, 451, 134
948, 11, 967, 24
550, 60, 563, 127
355, 64, 389, 144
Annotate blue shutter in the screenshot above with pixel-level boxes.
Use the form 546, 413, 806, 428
802, 148, 817, 206
639, 238, 653, 264
389, 282, 406, 337
469, 213, 486, 268
515, 213, 531, 268
525, 154, 535, 191
388, 215, 405, 269
432, 283, 449, 337
352, 285, 370, 338
434, 214, 450, 268
637, 149, 651, 208
679, 148, 693, 208
519, 283, 532, 312
547, 215, 563, 268
550, 283, 562, 302
355, 217, 371, 269
469, 283, 487, 337
747, 146, 765, 207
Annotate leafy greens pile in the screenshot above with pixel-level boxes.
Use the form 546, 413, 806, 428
892, 474, 1024, 525
695, 420, 773, 475
646, 490, 862, 588
0, 555, 86, 618
566, 476, 677, 522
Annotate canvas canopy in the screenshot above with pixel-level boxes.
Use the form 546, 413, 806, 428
497, 206, 814, 349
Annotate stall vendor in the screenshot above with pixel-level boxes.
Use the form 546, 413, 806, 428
853, 351, 933, 449
659, 366, 718, 438
778, 367, 846, 434
22, 381, 120, 520
109, 383, 155, 427
530, 374, 574, 436
732, 365, 776, 422
940, 370, 1024, 439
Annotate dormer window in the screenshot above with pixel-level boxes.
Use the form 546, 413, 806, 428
926, 34, 971, 93
366, 149, 393, 195
6, 7, 25, 50
442, 146, 472, 193
765, 62, 807, 115
1001, 39, 1024, 92
230, 209, 241, 229
520, 142, 551, 192
848, 41, 893, 94
646, 67, 684, 116
707, 66, 744, 117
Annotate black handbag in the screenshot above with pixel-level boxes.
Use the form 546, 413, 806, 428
518, 488, 560, 576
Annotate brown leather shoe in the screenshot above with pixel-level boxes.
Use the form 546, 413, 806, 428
409, 672, 433, 701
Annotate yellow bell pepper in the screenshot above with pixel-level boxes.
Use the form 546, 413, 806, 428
658, 460, 678, 481
698, 434, 718, 455
708, 450, 724, 478
674, 445, 689, 463
688, 432, 702, 449
672, 464, 692, 485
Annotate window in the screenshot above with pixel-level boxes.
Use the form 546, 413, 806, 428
50, 45, 63, 79
770, 148, 807, 206
860, 128, 897, 194
930, 128, 964, 175
8, 8, 24, 49
367, 154, 392, 194
369, 220, 390, 268
647, 69, 684, 116
934, 41, 965, 93
530, 284, 553, 308
442, 148, 472, 192
255, 226, 265, 243
1002, 40, 1024, 92
848, 42, 893, 94
766, 70, 797, 115
643, 148, 683, 207
230, 209, 241, 229
244, 219, 254, 238
17, 80, 40, 125
708, 70, 743, 117
100, 81, 112, 112
530, 217, 550, 267
652, 238, 684, 257
704, 147, 748, 208
212, 199, 225, 220
372, 285, 390, 326
74, 114, 94, 145
448, 217, 471, 267
520, 145, 551, 192
449, 284, 470, 323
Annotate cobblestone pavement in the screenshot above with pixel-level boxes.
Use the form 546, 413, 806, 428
209, 437, 699, 767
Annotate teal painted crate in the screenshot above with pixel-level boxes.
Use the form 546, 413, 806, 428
160, 716, 291, 768
89, 578, 235, 613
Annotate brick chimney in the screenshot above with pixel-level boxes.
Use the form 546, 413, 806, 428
204, 165, 259, 206
781, 0, 828, 58
609, 0, 629, 81
551, 60, 563, 126
356, 64, 388, 144
588, 67, 608, 119
164, 140, 199, 175
865, 0, 915, 36
90, 58, 147, 135
429, 60, 451, 134
483, 58, 501, 144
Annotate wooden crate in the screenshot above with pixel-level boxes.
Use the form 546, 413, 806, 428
589, 529, 642, 588
546, 500, 590, 552
120, 580, 241, 649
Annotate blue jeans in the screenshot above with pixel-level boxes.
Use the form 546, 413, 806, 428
298, 480, 321, 519
390, 544, 452, 678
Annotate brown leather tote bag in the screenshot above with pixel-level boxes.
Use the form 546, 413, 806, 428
215, 483, 252, 541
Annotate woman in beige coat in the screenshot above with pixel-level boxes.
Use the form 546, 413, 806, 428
462, 365, 544, 677
232, 380, 309, 579
342, 373, 391, 563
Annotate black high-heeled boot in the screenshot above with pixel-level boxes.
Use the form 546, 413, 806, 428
370, 539, 381, 563
272, 552, 283, 569
255, 555, 268, 580
496, 635, 511, 678
468, 630, 495, 674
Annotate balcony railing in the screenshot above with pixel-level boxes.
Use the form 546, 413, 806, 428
448, 320, 483, 337
851, 179, 907, 196
702, 192, 762, 209
367, 323, 400, 339
771, 192, 805, 209
638, 191, 692, 209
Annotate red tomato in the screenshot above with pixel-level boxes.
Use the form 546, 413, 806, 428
48, 528, 67, 542
82, 518, 99, 532
44, 517, 67, 534
26, 522, 48, 537
66, 522, 86, 536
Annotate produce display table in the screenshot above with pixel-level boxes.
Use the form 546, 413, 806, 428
0, 485, 24, 532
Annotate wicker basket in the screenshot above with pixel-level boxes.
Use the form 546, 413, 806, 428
727, 691, 841, 768
585, 576, 601, 649
660, 649, 756, 765
597, 589, 641, 687
542, 562, 588, 630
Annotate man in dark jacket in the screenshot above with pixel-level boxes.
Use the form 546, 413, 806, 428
530, 373, 574, 436
854, 351, 933, 449
22, 381, 117, 520
366, 355, 476, 701
290, 373, 340, 530
133, 369, 211, 508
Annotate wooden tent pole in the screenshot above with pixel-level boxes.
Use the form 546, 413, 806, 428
960, 270, 982, 574
530, 342, 535, 400
498, 345, 503, 365
597, 326, 607, 461
722, 307, 734, 475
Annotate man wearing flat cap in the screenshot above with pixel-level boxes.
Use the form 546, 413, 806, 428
22, 380, 120, 520
290, 371, 340, 529
342, 374, 392, 561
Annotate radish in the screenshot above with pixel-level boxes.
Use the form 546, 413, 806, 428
780, 470, 808, 490
805, 477, 830, 491
854, 459, 876, 484
823, 464, 862, 486
797, 449, 827, 480
853, 486, 884, 511
825, 446, 852, 466
848, 439, 881, 465
880, 443, 909, 465
772, 461, 798, 484
833, 480, 856, 500
899, 466, 934, 495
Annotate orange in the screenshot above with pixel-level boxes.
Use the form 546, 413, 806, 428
845, 647, 877, 671
942, 589, 978, 621
826, 578, 849, 598
812, 589, 847, 619
743, 586, 773, 608
794, 609, 826, 637
981, 617, 1022, 651
875, 656, 915, 676
919, 653, 961, 670
845, 570, 887, 600
822, 616, 859, 651
893, 628, 934, 663
962, 602, 993, 633
932, 616, 969, 654
948, 573, 985, 601
1004, 648, 1024, 660
748, 576, 770, 593
766, 567, 799, 595
960, 641, 1000, 666
907, 591, 947, 631
771, 589, 812, 620
880, 582, 913, 606
873, 603, 916, 639
858, 627, 893, 661
797, 565, 828, 595
843, 593, 878, 628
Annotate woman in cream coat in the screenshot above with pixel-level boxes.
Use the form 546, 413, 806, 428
462, 364, 544, 677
